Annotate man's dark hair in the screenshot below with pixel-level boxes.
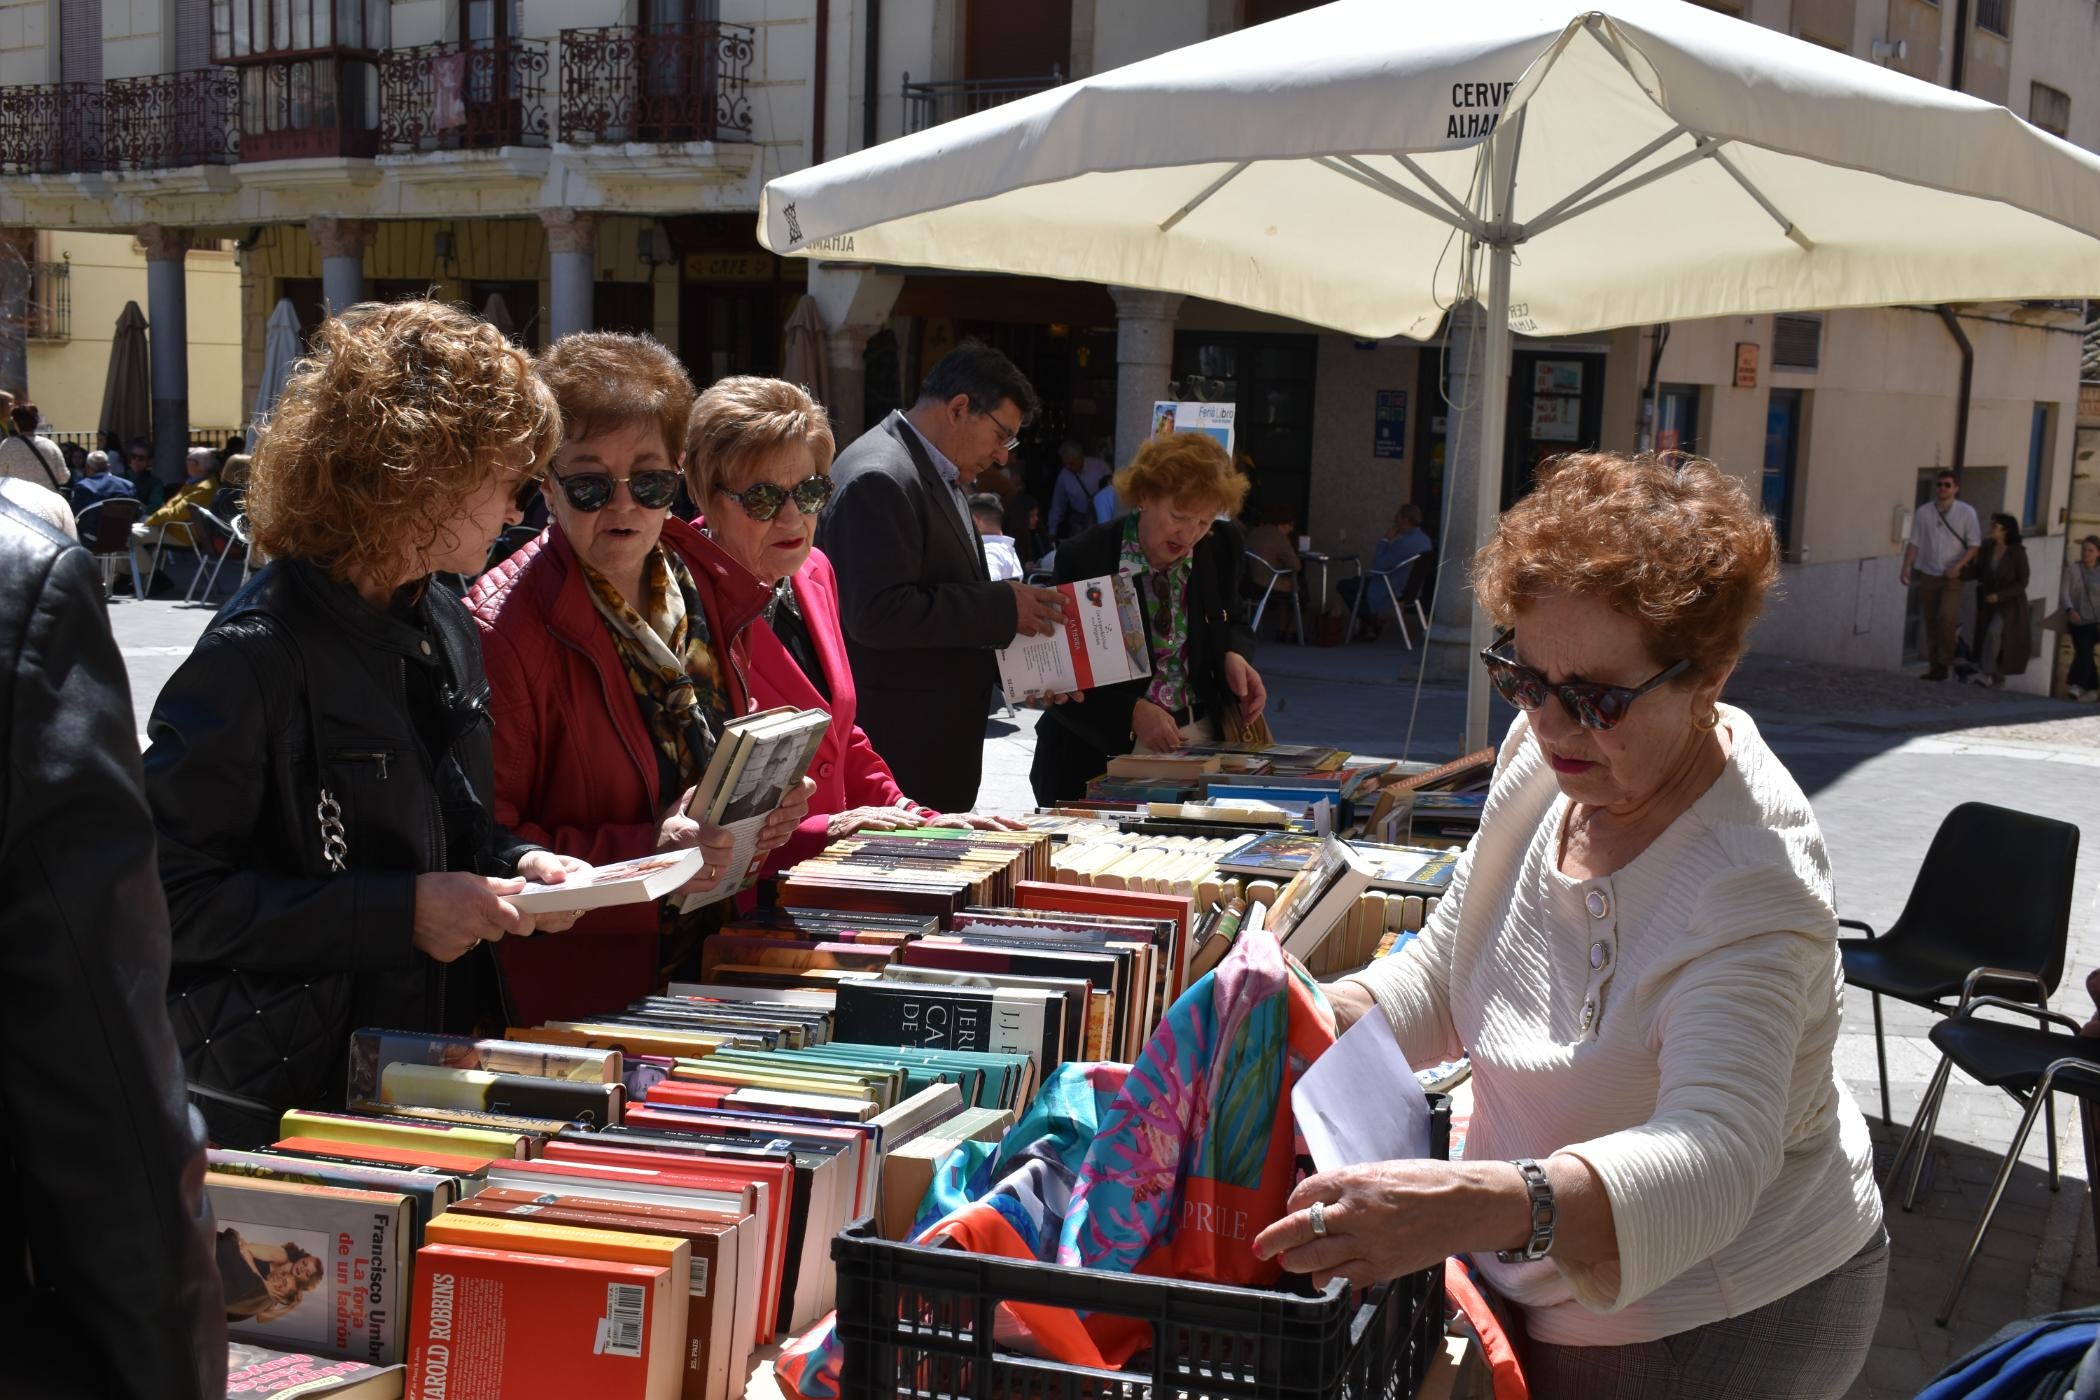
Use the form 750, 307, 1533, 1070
9, 404, 38, 434
1937, 472, 1959, 487
1398, 502, 1424, 528
916, 341, 1040, 424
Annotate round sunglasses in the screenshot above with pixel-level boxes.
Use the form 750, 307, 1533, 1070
1478, 627, 1689, 731
715, 474, 833, 522
552, 469, 682, 513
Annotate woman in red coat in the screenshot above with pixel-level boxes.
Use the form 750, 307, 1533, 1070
684, 376, 1016, 866
466, 335, 809, 1024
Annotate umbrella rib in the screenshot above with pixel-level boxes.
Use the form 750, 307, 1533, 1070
1388, 154, 1477, 227
1312, 155, 1486, 240
1710, 148, 1816, 251
1525, 125, 1689, 232
1521, 136, 1733, 238
1159, 161, 1254, 234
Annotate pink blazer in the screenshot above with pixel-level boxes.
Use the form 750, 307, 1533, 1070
740, 545, 938, 870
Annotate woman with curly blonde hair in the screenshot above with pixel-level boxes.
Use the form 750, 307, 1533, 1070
1254, 452, 1885, 1399
144, 300, 586, 1148
1029, 432, 1269, 803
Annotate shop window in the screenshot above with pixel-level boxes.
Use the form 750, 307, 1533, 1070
1763, 388, 1806, 556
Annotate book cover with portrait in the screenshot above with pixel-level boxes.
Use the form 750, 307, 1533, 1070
206, 1175, 414, 1366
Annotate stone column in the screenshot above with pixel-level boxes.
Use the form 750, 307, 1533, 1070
307, 215, 373, 312
825, 324, 881, 442
541, 210, 599, 343
1109, 286, 1183, 472
140, 224, 194, 487
1424, 298, 1492, 683
0, 228, 31, 401
807, 262, 903, 446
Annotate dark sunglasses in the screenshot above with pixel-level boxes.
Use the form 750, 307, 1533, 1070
1479, 627, 1690, 731
715, 474, 833, 522
552, 469, 681, 513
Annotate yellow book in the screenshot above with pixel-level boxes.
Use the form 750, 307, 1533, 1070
278, 1108, 530, 1159
668, 1061, 880, 1106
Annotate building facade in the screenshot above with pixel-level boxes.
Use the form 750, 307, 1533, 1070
1, 0, 2093, 688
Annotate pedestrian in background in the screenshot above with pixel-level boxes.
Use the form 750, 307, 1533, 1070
2059, 534, 2100, 700
970, 493, 1024, 582
816, 343, 1065, 811
1899, 470, 1980, 681
1971, 512, 2031, 689
1047, 440, 1094, 542
0, 402, 67, 489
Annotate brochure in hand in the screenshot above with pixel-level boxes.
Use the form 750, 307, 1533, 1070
996, 574, 1150, 703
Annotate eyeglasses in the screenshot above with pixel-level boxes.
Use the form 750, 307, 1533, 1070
1478, 628, 1691, 731
715, 474, 833, 522
981, 407, 1021, 454
1936, 480, 1957, 490
552, 469, 681, 513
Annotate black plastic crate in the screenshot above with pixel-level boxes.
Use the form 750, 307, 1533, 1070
833, 1097, 1451, 1400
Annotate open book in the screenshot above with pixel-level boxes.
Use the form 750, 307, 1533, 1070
996, 573, 1150, 703
676, 706, 833, 912
510, 706, 830, 916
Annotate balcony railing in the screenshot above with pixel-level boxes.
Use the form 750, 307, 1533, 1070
557, 22, 754, 146
0, 82, 105, 175
903, 70, 1062, 134
233, 55, 381, 162
380, 37, 550, 154
104, 69, 241, 170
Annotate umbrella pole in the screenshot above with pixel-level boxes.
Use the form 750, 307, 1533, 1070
1462, 112, 1520, 754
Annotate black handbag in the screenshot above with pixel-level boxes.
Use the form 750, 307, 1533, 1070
165, 629, 357, 1148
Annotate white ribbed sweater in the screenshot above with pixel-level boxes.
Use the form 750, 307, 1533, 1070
1347, 707, 1883, 1345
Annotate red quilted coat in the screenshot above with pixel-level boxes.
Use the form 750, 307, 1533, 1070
466, 517, 767, 1026
744, 544, 937, 873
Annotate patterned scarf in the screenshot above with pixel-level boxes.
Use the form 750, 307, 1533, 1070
1119, 513, 1194, 713
577, 546, 730, 793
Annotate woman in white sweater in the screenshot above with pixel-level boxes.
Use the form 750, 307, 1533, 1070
1253, 452, 1885, 1398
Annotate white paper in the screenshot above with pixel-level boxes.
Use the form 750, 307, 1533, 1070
1292, 1008, 1432, 1173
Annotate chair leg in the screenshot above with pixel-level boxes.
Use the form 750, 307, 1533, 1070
129, 547, 147, 602
1893, 1053, 1954, 1211
1346, 585, 1364, 644
1290, 591, 1304, 647
1412, 599, 1429, 636
1937, 1085, 2054, 1327
1872, 991, 1891, 1126
1386, 581, 1413, 650
2046, 1091, 2060, 1190
1251, 581, 1275, 636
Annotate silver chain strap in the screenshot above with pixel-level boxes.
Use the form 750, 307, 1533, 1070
316, 788, 348, 872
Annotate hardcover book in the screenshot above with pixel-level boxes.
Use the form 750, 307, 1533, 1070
225, 1342, 404, 1398
995, 573, 1150, 703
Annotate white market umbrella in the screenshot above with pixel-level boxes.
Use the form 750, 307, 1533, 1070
250, 297, 303, 432
757, 0, 2100, 748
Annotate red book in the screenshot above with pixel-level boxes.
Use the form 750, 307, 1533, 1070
405, 1242, 678, 1399
269, 1136, 494, 1178
642, 1081, 734, 1111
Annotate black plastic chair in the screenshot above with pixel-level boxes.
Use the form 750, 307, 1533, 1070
1883, 996, 2100, 1325
1838, 802, 2079, 1124
73, 496, 143, 599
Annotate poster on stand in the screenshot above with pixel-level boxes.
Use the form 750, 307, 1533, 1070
1152, 401, 1237, 453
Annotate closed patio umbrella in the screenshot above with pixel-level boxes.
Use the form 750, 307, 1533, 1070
250, 297, 302, 433
99, 300, 150, 449
757, 0, 2100, 747
482, 291, 516, 341
781, 294, 832, 412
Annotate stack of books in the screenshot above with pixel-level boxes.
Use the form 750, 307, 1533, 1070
775, 828, 1054, 919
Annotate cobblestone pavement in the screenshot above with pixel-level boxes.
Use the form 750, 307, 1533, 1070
113, 601, 2100, 1394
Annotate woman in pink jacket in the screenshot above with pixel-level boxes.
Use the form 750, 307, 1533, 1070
684, 376, 1016, 868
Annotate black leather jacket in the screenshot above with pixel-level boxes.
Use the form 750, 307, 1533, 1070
0, 500, 225, 1398
145, 557, 532, 1146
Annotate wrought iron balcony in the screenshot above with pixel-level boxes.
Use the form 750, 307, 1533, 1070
903, 70, 1062, 134
0, 82, 105, 175
104, 69, 240, 170
380, 37, 550, 154
557, 22, 755, 146
231, 55, 381, 162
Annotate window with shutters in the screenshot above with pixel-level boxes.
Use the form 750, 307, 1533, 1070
59, 1, 103, 85
1772, 314, 1822, 372
1975, 0, 2009, 36
2030, 82, 2070, 137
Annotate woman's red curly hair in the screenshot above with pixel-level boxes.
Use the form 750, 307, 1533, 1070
1113, 432, 1251, 517
1473, 451, 1779, 676
247, 299, 559, 582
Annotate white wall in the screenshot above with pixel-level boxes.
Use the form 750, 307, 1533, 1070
1089, 0, 1205, 72
0, 0, 51, 85
2007, 0, 2100, 151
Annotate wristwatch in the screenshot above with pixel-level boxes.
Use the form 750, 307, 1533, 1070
1496, 1158, 1557, 1263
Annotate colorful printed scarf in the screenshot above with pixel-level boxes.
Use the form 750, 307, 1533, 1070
578, 545, 730, 792
774, 924, 1336, 1398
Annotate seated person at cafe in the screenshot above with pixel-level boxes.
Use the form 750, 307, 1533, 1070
1337, 502, 1433, 640
127, 447, 217, 589
69, 449, 139, 517
1244, 503, 1304, 640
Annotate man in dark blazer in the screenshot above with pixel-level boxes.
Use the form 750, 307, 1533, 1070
817, 344, 1065, 812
